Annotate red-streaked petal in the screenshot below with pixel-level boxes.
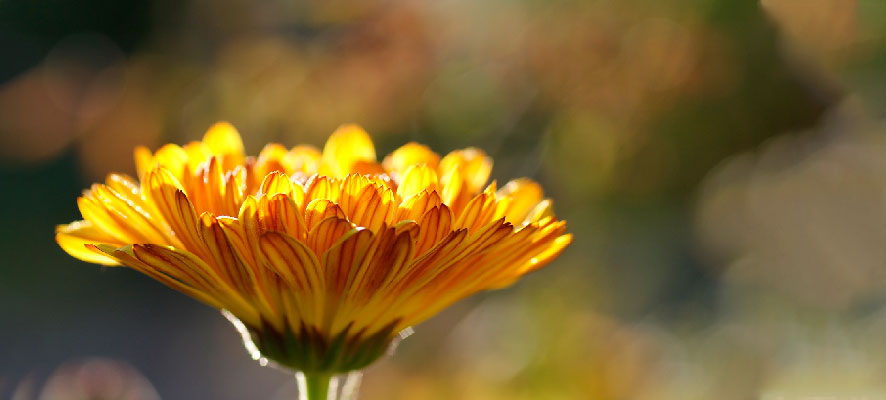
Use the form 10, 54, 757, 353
307, 217, 355, 257
305, 199, 347, 232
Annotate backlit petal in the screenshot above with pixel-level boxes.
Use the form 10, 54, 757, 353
383, 142, 440, 178
55, 220, 123, 265
321, 124, 376, 178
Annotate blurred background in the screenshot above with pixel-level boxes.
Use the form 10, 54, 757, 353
1, 0, 885, 398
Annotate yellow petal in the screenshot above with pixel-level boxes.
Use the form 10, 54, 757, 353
321, 227, 374, 333
203, 121, 245, 167
222, 168, 246, 217
89, 184, 168, 243
216, 216, 255, 266
438, 147, 492, 194
256, 143, 289, 177
134, 146, 153, 179
305, 199, 347, 232
387, 229, 468, 295
182, 141, 213, 172
198, 213, 257, 294
383, 142, 440, 177
396, 165, 438, 201
259, 193, 306, 240
439, 163, 464, 210
259, 170, 294, 198
190, 156, 226, 216
104, 174, 142, 204
355, 227, 414, 300
321, 124, 376, 178
149, 144, 189, 181
76, 190, 141, 244
55, 220, 122, 265
497, 178, 544, 225
410, 218, 513, 297
341, 183, 394, 232
237, 195, 264, 265
322, 228, 374, 297
305, 175, 339, 203
521, 233, 571, 273
144, 168, 202, 252
395, 190, 442, 223
260, 231, 323, 293
522, 199, 553, 225
307, 217, 355, 257
284, 145, 321, 175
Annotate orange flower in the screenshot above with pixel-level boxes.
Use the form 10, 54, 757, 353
56, 122, 571, 375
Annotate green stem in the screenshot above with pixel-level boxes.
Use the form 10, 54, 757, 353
298, 372, 333, 400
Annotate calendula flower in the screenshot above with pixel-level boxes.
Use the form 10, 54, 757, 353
56, 122, 571, 399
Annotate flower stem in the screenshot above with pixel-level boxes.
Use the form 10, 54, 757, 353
297, 372, 333, 400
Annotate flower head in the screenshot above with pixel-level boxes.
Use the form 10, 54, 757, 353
57, 122, 571, 374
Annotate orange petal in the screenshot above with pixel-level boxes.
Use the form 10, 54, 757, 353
352, 160, 386, 176
414, 205, 453, 256
453, 192, 498, 232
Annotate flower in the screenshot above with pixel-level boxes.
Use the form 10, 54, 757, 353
56, 122, 571, 376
